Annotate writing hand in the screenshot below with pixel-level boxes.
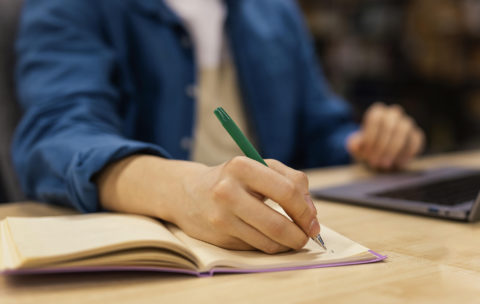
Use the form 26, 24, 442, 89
97, 155, 318, 254
178, 157, 318, 253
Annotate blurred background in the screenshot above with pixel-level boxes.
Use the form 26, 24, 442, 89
299, 0, 480, 154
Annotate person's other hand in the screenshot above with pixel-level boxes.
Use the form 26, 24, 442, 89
346, 102, 425, 170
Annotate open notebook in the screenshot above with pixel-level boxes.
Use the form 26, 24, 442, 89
0, 213, 386, 277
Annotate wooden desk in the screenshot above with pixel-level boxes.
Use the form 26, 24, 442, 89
2, 151, 480, 304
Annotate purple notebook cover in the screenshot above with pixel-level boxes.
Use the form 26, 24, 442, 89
2, 250, 386, 277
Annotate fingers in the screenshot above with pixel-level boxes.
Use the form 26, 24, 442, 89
368, 105, 403, 166
266, 158, 317, 218
352, 103, 425, 170
208, 170, 308, 252
395, 127, 425, 168
361, 102, 386, 158
380, 117, 414, 167
221, 157, 318, 238
230, 189, 307, 250
207, 214, 291, 253
232, 219, 291, 254
265, 159, 310, 196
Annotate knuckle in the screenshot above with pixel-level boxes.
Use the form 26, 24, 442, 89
211, 179, 234, 202
207, 211, 229, 229
371, 102, 385, 111
265, 158, 281, 167
224, 156, 249, 173
383, 116, 397, 129
298, 204, 312, 221
367, 105, 383, 120
292, 170, 308, 185
400, 119, 413, 134
389, 104, 404, 115
370, 112, 386, 126
280, 180, 297, 202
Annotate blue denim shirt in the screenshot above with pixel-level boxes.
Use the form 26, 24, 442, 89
12, 0, 358, 212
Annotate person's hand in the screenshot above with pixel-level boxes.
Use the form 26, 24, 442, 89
177, 157, 318, 253
346, 102, 425, 170
97, 155, 319, 254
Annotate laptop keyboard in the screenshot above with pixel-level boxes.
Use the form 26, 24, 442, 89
372, 173, 480, 206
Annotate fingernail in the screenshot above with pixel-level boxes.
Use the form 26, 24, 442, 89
308, 218, 320, 237
304, 194, 316, 214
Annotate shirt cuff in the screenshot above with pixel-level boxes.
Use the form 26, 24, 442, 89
65, 139, 171, 213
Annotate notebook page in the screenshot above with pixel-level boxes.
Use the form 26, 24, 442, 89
168, 224, 372, 272
3, 214, 197, 269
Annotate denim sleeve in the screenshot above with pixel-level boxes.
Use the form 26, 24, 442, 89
12, 0, 170, 212
283, 0, 359, 168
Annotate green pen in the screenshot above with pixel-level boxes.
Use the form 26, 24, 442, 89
213, 107, 327, 250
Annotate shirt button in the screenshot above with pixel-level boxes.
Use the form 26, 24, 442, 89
180, 137, 192, 150
186, 85, 197, 98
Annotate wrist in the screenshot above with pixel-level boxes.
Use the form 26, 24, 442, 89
95, 154, 209, 223
96, 154, 161, 216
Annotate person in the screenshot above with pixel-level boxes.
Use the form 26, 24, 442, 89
12, 0, 424, 254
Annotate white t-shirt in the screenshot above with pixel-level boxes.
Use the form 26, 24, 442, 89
164, 0, 226, 68
165, 0, 252, 166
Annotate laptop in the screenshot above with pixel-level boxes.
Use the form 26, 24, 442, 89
311, 167, 480, 222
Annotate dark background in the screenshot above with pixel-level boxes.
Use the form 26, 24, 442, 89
299, 0, 480, 154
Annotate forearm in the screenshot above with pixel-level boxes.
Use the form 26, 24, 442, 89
96, 155, 319, 253
96, 155, 207, 223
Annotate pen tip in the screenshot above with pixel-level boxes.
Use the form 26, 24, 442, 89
312, 235, 327, 250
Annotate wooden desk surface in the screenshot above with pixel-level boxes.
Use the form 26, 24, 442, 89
2, 151, 480, 304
